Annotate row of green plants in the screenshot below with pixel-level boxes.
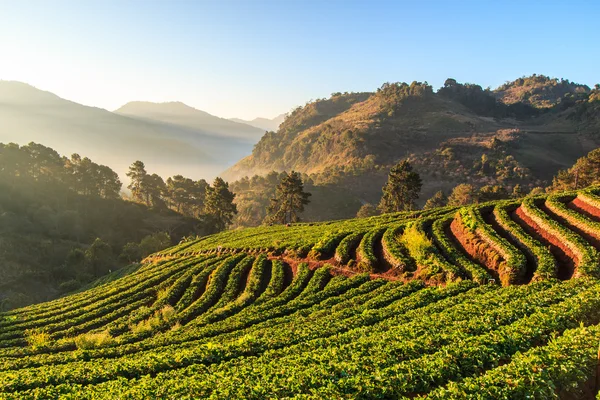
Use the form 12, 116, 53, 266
456, 206, 526, 285
492, 202, 556, 281
430, 216, 490, 283
380, 224, 414, 271
6, 279, 597, 398
356, 228, 386, 272
521, 196, 600, 278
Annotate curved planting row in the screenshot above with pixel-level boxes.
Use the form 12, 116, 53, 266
380, 224, 414, 272
430, 216, 490, 284
520, 197, 600, 279
492, 203, 556, 281
451, 207, 527, 286
356, 228, 385, 272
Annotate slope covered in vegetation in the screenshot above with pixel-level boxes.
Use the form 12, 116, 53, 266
2, 187, 600, 398
223, 76, 600, 221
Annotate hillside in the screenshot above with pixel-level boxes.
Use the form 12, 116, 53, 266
230, 113, 286, 132
0, 81, 258, 180
495, 74, 590, 108
2, 187, 600, 397
0, 141, 213, 311
222, 77, 600, 217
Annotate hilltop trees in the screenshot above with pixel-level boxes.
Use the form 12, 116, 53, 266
379, 160, 422, 213
205, 177, 237, 232
550, 148, 600, 191
165, 175, 208, 218
125, 162, 237, 232
265, 171, 312, 224
0, 142, 122, 199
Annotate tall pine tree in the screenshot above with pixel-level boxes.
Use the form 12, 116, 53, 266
265, 171, 311, 224
378, 160, 422, 213
204, 177, 237, 232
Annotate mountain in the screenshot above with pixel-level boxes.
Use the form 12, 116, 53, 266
230, 113, 287, 132
0, 81, 260, 181
222, 77, 600, 221
116, 101, 264, 140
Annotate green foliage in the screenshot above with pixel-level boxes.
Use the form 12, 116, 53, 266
265, 171, 311, 224
24, 329, 50, 350
356, 203, 378, 218
378, 160, 422, 213
4, 186, 600, 398
551, 148, 600, 191
448, 183, 478, 206
204, 177, 237, 232
423, 190, 447, 210
73, 330, 115, 350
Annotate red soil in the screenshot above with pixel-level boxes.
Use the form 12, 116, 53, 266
541, 202, 600, 248
450, 218, 503, 283
570, 197, 600, 221
513, 206, 575, 280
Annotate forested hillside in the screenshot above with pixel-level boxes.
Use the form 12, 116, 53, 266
0, 143, 212, 310
3, 185, 600, 398
223, 76, 600, 223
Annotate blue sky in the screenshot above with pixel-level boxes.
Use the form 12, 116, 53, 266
0, 0, 598, 119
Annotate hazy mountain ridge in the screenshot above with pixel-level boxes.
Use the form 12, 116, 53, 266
0, 81, 261, 181
230, 113, 287, 132
116, 101, 265, 140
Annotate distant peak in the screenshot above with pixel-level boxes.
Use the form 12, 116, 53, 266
115, 100, 210, 116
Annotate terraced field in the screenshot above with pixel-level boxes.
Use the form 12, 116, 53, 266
2, 187, 600, 398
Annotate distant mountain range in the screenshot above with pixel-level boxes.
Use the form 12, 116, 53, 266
230, 114, 286, 132
0, 81, 265, 181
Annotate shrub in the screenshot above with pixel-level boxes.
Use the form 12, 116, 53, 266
25, 329, 51, 349
74, 330, 115, 350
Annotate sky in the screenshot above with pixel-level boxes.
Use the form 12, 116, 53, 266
0, 0, 598, 120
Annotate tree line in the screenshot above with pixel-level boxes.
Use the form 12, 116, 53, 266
356, 146, 600, 217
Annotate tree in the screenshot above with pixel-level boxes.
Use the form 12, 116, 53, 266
423, 190, 447, 210
204, 177, 237, 232
512, 184, 525, 198
528, 186, 545, 196
550, 148, 600, 191
85, 238, 114, 277
378, 160, 422, 213
144, 173, 167, 209
447, 184, 478, 206
478, 185, 509, 202
356, 203, 379, 218
265, 171, 312, 224
126, 161, 148, 204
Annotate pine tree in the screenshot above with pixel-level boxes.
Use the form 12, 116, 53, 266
265, 171, 311, 224
423, 190, 447, 210
126, 161, 148, 204
550, 148, 600, 191
204, 177, 237, 232
378, 160, 422, 213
